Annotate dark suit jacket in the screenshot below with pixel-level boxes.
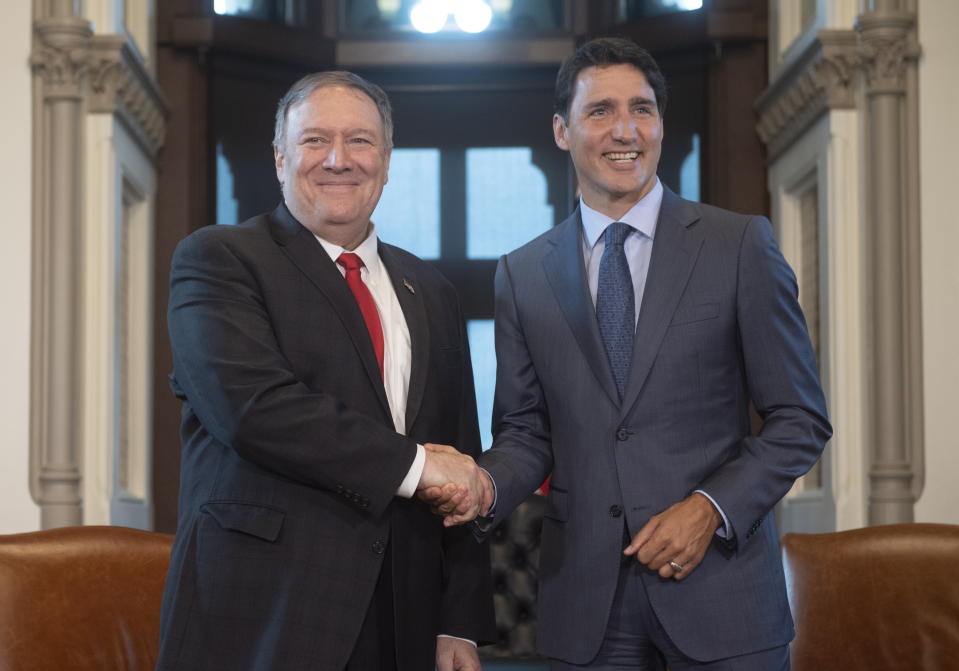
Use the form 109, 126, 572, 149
480, 187, 832, 664
156, 204, 495, 671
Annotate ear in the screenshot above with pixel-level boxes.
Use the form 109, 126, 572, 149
383, 147, 391, 186
553, 114, 570, 151
273, 144, 284, 184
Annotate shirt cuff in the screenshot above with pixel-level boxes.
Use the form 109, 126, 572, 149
437, 634, 477, 647
470, 469, 497, 534
396, 444, 426, 499
480, 467, 497, 517
694, 489, 732, 539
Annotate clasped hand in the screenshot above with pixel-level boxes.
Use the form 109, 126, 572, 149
416, 444, 493, 527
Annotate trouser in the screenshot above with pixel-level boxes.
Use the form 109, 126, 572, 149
550, 549, 789, 671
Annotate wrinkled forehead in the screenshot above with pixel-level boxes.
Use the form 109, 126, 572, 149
288, 85, 385, 134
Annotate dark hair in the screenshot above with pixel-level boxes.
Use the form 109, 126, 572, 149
553, 37, 668, 121
273, 70, 393, 149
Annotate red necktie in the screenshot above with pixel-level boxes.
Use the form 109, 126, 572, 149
337, 252, 384, 377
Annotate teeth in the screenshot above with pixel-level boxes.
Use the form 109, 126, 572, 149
605, 152, 638, 161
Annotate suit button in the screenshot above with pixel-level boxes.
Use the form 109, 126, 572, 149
609, 505, 623, 518
616, 428, 629, 441
371, 540, 385, 554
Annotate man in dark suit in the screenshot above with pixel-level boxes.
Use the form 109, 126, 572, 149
429, 38, 832, 670
156, 71, 495, 671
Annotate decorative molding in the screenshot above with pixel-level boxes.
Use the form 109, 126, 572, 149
816, 31, 860, 108
30, 16, 93, 99
856, 11, 920, 95
756, 30, 858, 162
88, 36, 169, 156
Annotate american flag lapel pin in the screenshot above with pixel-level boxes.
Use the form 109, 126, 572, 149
403, 278, 415, 295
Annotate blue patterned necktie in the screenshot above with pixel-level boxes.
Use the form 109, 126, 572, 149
596, 222, 635, 399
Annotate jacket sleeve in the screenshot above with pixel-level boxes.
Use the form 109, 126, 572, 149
478, 255, 555, 523
168, 228, 417, 516
439, 288, 497, 644
697, 216, 832, 544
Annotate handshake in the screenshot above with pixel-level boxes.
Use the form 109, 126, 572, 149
416, 443, 493, 527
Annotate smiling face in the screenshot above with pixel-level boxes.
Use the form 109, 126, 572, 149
274, 85, 390, 248
553, 63, 663, 220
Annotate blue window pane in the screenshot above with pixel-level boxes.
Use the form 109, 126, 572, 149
213, 0, 254, 14
466, 147, 553, 259
216, 143, 238, 226
679, 133, 700, 202
374, 148, 440, 259
467, 319, 495, 451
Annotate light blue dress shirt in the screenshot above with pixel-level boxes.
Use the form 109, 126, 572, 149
579, 178, 662, 325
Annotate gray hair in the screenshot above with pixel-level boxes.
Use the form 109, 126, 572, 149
272, 70, 394, 149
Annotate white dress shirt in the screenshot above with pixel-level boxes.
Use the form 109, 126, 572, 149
314, 227, 425, 498
316, 227, 472, 647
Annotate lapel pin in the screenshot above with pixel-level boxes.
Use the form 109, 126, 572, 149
403, 278, 415, 295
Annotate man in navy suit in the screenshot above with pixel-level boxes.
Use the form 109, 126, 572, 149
430, 37, 831, 670
156, 71, 495, 671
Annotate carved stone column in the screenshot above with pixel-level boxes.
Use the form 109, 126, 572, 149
856, 6, 922, 525
29, 11, 92, 528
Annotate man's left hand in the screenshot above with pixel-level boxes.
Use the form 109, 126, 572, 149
622, 492, 722, 580
436, 636, 481, 671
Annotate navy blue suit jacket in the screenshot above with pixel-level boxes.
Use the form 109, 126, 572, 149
156, 204, 495, 671
480, 187, 831, 664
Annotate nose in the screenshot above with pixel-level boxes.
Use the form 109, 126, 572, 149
612, 112, 638, 143
322, 136, 349, 171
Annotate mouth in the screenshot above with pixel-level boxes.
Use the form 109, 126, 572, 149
603, 151, 640, 163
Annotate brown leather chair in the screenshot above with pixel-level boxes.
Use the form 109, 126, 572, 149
0, 525, 173, 671
782, 523, 959, 671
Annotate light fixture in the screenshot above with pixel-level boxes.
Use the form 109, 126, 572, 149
453, 0, 493, 33
410, 0, 450, 34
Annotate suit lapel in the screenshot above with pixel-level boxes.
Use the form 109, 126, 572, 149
378, 243, 430, 431
542, 209, 620, 407
268, 204, 392, 420
620, 188, 704, 416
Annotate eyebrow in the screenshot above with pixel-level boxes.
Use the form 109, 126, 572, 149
297, 127, 378, 138
584, 96, 657, 111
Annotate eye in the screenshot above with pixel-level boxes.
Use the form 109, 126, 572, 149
303, 136, 326, 145
634, 105, 653, 116
589, 108, 608, 118
350, 137, 373, 145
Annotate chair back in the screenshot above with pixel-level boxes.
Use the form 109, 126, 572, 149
0, 525, 173, 671
782, 523, 959, 671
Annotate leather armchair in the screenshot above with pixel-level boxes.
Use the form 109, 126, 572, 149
782, 523, 959, 671
0, 525, 173, 671
481, 493, 547, 661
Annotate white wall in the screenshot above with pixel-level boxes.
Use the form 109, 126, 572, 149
0, 2, 40, 533
915, 0, 959, 523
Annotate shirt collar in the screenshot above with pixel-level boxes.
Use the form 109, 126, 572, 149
580, 177, 663, 249
314, 224, 381, 276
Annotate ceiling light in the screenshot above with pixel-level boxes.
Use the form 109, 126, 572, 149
453, 0, 493, 33
410, 0, 450, 33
